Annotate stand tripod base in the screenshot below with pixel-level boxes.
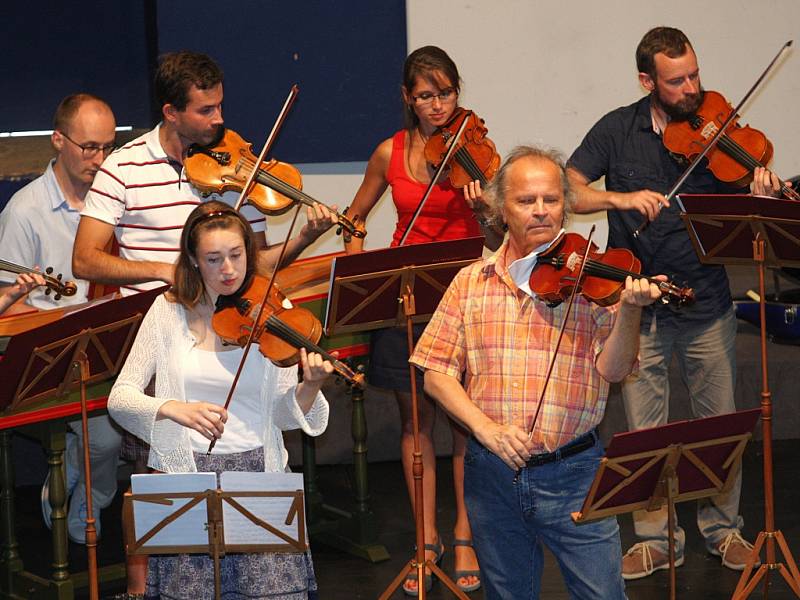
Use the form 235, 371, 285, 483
378, 558, 468, 600
732, 530, 800, 599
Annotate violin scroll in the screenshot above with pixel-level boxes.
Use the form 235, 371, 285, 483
0, 259, 77, 301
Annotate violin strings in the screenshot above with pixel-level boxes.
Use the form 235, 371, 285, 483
716, 134, 764, 173
714, 136, 800, 200
265, 314, 356, 380
237, 157, 313, 207
237, 156, 359, 217
0, 258, 57, 285
453, 146, 487, 185
579, 259, 679, 293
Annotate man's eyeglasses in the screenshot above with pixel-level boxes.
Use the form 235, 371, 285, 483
411, 88, 457, 106
59, 131, 116, 159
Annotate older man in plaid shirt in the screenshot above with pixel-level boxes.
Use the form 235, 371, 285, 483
410, 145, 665, 599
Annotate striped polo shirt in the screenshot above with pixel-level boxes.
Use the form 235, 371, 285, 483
83, 124, 266, 295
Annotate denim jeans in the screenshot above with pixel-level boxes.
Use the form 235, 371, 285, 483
621, 307, 742, 555
464, 435, 626, 600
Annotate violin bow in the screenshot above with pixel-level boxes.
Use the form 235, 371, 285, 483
633, 39, 793, 239
398, 111, 473, 246
233, 85, 300, 212
208, 86, 306, 454
513, 226, 597, 481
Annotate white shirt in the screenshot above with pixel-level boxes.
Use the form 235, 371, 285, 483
185, 345, 264, 454
0, 160, 90, 309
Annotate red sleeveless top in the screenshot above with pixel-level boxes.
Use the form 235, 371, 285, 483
387, 130, 480, 247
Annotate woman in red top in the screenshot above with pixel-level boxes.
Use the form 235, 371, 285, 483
344, 45, 501, 595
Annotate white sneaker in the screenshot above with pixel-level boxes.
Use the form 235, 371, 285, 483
709, 531, 759, 571
622, 542, 684, 580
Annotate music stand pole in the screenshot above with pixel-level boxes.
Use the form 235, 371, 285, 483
74, 350, 99, 600
378, 286, 468, 600
732, 238, 800, 599
675, 195, 800, 598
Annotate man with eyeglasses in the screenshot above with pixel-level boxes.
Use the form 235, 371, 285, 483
0, 92, 122, 545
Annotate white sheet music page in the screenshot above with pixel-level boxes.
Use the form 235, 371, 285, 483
131, 472, 216, 548
219, 471, 306, 547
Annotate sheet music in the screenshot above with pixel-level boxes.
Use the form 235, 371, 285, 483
131, 472, 216, 547
219, 471, 305, 546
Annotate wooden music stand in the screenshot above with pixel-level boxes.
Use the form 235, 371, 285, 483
0, 287, 163, 600
573, 409, 760, 600
124, 472, 308, 600
325, 237, 484, 600
679, 194, 800, 598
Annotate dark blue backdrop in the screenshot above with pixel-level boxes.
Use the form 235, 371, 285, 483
156, 1, 406, 163
3, 1, 406, 164
1, 2, 154, 133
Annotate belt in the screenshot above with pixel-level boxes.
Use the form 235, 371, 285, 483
525, 429, 598, 467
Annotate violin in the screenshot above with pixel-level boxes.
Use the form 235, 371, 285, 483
184, 128, 366, 241
663, 90, 800, 200
211, 273, 365, 388
0, 258, 77, 301
423, 107, 501, 188
529, 233, 695, 307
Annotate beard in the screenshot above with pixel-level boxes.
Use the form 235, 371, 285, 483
655, 86, 705, 122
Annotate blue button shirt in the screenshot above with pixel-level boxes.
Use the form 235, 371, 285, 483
0, 160, 89, 309
568, 95, 739, 327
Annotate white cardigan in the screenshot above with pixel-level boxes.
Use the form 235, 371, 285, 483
108, 294, 329, 473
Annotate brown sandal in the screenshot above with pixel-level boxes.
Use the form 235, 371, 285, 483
453, 538, 481, 593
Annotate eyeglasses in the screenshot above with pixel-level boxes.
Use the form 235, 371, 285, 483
411, 88, 457, 106
59, 131, 116, 159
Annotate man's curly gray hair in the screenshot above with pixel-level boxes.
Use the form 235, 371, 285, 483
482, 145, 575, 227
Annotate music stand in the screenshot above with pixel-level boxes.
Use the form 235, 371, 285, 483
573, 409, 760, 600
679, 194, 800, 598
0, 286, 163, 599
325, 237, 484, 600
125, 471, 308, 600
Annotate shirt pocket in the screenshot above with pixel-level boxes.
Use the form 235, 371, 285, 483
609, 160, 666, 192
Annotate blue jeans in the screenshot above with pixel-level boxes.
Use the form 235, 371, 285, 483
464, 435, 626, 600
622, 307, 742, 555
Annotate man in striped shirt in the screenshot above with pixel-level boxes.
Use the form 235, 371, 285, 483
73, 51, 336, 295
410, 146, 663, 599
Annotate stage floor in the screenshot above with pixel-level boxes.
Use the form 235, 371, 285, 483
11, 439, 800, 599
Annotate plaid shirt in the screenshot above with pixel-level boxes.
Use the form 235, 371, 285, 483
410, 242, 621, 452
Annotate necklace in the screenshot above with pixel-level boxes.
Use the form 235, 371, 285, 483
416, 128, 431, 146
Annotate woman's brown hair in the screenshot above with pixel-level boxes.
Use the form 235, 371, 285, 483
170, 201, 257, 308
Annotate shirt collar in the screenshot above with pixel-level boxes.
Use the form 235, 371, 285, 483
489, 230, 565, 298
43, 159, 72, 212
635, 95, 659, 132
144, 123, 169, 159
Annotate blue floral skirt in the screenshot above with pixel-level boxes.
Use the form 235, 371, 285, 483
144, 447, 318, 600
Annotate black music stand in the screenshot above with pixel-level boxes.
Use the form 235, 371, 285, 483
0, 287, 164, 599
573, 409, 760, 600
325, 237, 484, 600
679, 194, 800, 598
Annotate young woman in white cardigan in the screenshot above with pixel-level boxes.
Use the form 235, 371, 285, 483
108, 200, 332, 600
